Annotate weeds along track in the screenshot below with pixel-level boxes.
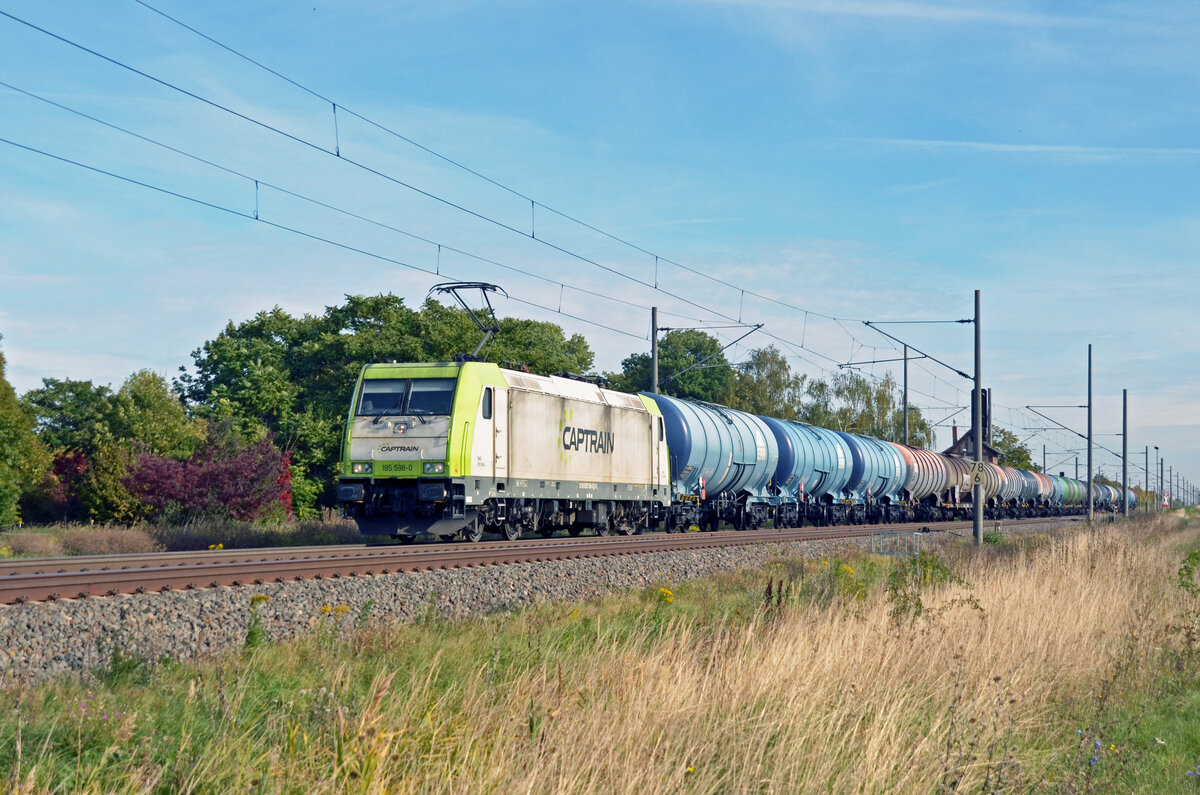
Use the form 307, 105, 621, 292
0, 516, 1082, 605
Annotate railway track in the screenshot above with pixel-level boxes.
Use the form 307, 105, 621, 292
0, 516, 1082, 605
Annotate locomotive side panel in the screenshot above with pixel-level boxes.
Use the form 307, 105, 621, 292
506, 388, 656, 487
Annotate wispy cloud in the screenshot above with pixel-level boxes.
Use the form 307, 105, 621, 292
887, 177, 956, 195
855, 138, 1200, 162
630, 216, 747, 230
694, 0, 1100, 28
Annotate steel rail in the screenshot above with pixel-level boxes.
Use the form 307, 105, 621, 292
0, 516, 1081, 605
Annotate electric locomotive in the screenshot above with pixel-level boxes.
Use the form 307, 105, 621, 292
336, 361, 669, 542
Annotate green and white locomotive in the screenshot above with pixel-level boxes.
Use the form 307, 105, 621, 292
336, 362, 671, 542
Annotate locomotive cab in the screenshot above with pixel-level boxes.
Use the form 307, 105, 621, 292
337, 361, 509, 539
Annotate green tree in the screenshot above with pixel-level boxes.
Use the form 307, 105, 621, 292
610, 329, 734, 403
991, 426, 1039, 471
798, 371, 933, 447
109, 370, 206, 458
20, 378, 118, 454
80, 441, 143, 523
730, 345, 807, 419
0, 337, 49, 523
177, 294, 595, 515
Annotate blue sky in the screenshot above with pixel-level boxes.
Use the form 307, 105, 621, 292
1, 0, 1196, 492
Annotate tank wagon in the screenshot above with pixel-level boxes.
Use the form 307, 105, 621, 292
337, 361, 1136, 540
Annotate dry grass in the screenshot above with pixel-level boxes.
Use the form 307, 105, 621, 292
1, 532, 64, 557
340, 521, 1188, 793
147, 517, 362, 551
59, 528, 161, 555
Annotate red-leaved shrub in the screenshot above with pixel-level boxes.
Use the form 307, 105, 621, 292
124, 424, 291, 524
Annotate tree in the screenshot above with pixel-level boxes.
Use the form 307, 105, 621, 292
730, 346, 807, 419
109, 370, 206, 458
991, 426, 1039, 471
177, 294, 595, 515
610, 329, 734, 403
20, 378, 118, 454
0, 337, 49, 524
81, 442, 143, 524
797, 371, 933, 447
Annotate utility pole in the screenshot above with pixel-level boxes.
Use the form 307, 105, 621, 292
1144, 446, 1149, 513
650, 306, 659, 395
903, 344, 909, 446
1155, 447, 1161, 512
1169, 466, 1174, 508
1043, 444, 1046, 474
1159, 456, 1164, 512
973, 290, 983, 545
1087, 344, 1093, 522
1075, 457, 1079, 480
1121, 388, 1128, 517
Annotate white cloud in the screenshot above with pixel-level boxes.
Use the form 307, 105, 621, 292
690, 0, 1101, 28
854, 138, 1200, 162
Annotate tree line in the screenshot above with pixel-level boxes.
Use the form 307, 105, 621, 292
0, 295, 1035, 525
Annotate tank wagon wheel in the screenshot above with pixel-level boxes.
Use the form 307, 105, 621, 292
567, 527, 583, 537
503, 521, 522, 542
462, 519, 484, 544
396, 535, 418, 545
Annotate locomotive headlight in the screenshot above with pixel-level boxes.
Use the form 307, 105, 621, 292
351, 462, 373, 475
422, 462, 445, 475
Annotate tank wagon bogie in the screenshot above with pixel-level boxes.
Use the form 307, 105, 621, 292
337, 361, 1126, 541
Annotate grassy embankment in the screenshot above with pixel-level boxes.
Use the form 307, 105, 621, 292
2, 510, 1199, 793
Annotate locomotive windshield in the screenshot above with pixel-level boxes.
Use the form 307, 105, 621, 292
357, 378, 456, 417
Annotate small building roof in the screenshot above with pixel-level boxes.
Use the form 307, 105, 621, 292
941, 430, 1001, 464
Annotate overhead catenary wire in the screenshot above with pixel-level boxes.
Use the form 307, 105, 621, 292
0, 135, 646, 342
1, 8, 975, 412
125, 0, 879, 327
0, 77, 696, 326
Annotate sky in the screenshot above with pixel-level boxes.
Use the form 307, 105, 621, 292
0, 0, 1196, 494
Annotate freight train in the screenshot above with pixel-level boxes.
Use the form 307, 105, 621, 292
336, 361, 1134, 541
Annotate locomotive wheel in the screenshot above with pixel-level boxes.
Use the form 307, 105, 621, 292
502, 522, 521, 541
595, 522, 612, 537
463, 520, 484, 543
620, 522, 635, 536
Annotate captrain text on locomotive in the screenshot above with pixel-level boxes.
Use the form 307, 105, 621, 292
335, 362, 1133, 541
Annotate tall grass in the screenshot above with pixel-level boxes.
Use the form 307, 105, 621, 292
1, 514, 1196, 793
